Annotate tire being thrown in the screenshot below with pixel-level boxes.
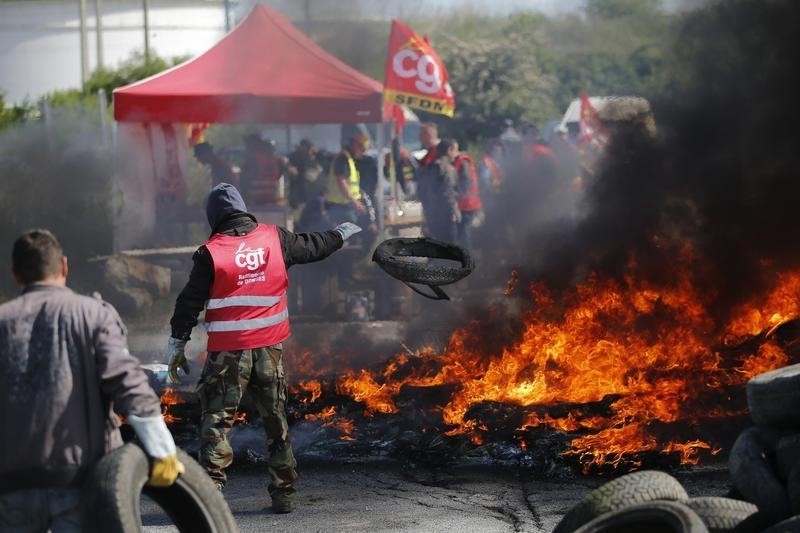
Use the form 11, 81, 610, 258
81, 442, 238, 533
573, 501, 709, 533
552, 470, 689, 533
372, 237, 474, 287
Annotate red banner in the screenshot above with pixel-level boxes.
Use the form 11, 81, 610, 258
383, 20, 455, 117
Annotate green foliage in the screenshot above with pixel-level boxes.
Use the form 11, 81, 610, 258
83, 51, 187, 98
0, 95, 37, 131
43, 51, 187, 114
585, 0, 664, 20
435, 27, 558, 144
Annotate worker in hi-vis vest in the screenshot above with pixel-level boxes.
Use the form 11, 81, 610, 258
165, 183, 361, 514
325, 133, 369, 226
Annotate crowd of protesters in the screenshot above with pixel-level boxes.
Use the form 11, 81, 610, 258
188, 118, 580, 263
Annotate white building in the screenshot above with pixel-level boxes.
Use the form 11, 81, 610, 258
0, 0, 235, 103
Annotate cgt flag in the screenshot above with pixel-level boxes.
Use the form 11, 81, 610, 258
383, 20, 455, 118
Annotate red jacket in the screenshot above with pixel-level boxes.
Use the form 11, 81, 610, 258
455, 154, 483, 212
204, 223, 290, 351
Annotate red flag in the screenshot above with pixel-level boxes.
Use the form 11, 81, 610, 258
383, 20, 455, 117
578, 91, 607, 147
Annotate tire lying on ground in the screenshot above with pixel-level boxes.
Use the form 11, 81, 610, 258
81, 443, 238, 533
787, 463, 800, 516
746, 363, 800, 427
729, 426, 792, 521
552, 470, 690, 533
684, 497, 758, 532
573, 501, 709, 533
372, 237, 474, 298
759, 514, 800, 533
776, 433, 800, 481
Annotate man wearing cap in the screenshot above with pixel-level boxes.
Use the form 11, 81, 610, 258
325, 133, 369, 226
165, 183, 361, 514
194, 142, 236, 188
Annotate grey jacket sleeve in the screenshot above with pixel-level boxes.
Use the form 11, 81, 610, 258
94, 301, 162, 418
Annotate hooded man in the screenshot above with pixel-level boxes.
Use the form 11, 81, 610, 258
165, 183, 361, 514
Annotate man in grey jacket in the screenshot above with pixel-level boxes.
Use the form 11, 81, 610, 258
0, 229, 185, 532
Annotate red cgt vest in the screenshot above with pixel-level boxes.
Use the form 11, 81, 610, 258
204, 224, 290, 352
455, 154, 483, 212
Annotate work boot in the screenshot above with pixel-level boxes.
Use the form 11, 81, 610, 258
270, 488, 296, 514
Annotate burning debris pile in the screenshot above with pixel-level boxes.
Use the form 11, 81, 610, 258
284, 263, 800, 474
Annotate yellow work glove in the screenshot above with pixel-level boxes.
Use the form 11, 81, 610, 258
148, 454, 186, 487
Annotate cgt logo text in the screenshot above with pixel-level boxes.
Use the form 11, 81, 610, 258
234, 242, 266, 271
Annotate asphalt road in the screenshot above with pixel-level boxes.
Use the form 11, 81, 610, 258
141, 458, 730, 533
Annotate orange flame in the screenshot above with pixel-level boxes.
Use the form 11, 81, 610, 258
332, 254, 798, 471
160, 387, 184, 424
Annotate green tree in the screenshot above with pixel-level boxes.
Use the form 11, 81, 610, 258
584, 0, 663, 20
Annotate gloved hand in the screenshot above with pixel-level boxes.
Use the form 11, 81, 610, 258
334, 222, 363, 241
166, 337, 189, 383
148, 454, 186, 487
127, 414, 184, 487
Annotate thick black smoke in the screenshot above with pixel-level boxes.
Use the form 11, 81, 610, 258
481, 0, 800, 322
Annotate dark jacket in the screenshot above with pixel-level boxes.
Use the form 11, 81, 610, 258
0, 284, 161, 493
170, 212, 343, 340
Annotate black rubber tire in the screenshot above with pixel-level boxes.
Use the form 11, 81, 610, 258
729, 426, 792, 521
81, 443, 238, 533
552, 470, 689, 533
731, 511, 784, 533
760, 515, 800, 533
747, 364, 800, 427
788, 464, 800, 516
372, 237, 474, 286
573, 501, 709, 533
777, 434, 800, 481
685, 497, 758, 532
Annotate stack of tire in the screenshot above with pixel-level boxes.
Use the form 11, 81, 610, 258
727, 362, 800, 531
551, 470, 758, 532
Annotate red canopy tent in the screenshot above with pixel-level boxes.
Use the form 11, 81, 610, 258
113, 4, 387, 124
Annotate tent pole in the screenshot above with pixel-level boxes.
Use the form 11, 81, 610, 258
142, 0, 150, 63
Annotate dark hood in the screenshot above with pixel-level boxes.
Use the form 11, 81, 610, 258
205, 183, 247, 231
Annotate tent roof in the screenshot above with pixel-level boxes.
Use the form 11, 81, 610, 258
113, 5, 386, 124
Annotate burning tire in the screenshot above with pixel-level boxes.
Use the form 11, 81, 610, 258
81, 443, 238, 533
572, 501, 709, 533
552, 470, 689, 533
684, 497, 758, 532
729, 426, 791, 520
747, 363, 800, 427
372, 237, 474, 299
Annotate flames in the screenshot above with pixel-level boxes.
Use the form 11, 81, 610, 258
303, 252, 799, 472
160, 387, 183, 424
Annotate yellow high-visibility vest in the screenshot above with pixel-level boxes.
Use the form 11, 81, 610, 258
326, 149, 362, 205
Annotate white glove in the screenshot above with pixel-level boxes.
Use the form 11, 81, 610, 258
334, 222, 363, 241
166, 337, 189, 384
127, 414, 177, 459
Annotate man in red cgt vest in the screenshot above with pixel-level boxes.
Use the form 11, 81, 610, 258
165, 182, 360, 514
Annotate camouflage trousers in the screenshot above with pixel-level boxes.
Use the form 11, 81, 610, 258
197, 343, 298, 496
